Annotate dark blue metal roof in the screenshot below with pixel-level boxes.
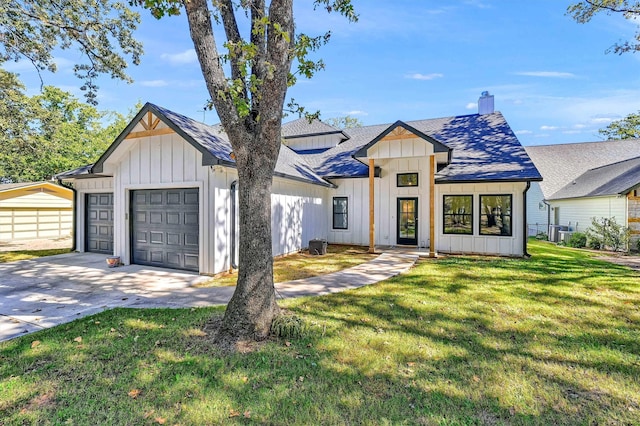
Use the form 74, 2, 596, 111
303, 112, 541, 183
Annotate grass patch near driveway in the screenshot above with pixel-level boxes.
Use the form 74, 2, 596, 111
197, 244, 376, 287
0, 248, 72, 263
1, 240, 639, 424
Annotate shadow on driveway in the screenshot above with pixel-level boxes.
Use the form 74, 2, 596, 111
0, 253, 235, 341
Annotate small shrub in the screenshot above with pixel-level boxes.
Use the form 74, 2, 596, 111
535, 232, 548, 240
586, 217, 630, 252
271, 313, 308, 339
587, 237, 602, 250
567, 232, 587, 248
636, 238, 640, 253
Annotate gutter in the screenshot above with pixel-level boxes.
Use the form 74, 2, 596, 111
230, 180, 238, 270
523, 181, 531, 258
57, 179, 77, 251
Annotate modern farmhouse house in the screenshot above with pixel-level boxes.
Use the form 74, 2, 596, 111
58, 93, 542, 274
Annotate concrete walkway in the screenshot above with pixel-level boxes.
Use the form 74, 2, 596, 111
0, 252, 417, 342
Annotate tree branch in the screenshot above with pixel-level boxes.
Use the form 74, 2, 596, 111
183, 0, 240, 134
218, 0, 246, 98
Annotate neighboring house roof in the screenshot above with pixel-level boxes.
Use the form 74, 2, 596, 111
83, 103, 333, 188
0, 181, 69, 193
306, 112, 542, 182
549, 156, 640, 200
281, 118, 348, 140
525, 139, 640, 199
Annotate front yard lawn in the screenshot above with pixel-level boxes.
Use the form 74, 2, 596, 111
197, 244, 377, 287
1, 240, 638, 424
0, 248, 72, 263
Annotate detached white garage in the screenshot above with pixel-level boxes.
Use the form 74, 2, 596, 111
0, 182, 73, 241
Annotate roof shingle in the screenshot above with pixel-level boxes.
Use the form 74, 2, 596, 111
525, 139, 640, 198
549, 156, 640, 200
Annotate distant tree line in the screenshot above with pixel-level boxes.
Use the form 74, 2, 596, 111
0, 69, 133, 183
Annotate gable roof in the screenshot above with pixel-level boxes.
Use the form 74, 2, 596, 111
549, 156, 640, 200
304, 112, 541, 182
354, 120, 451, 158
89, 103, 333, 188
61, 104, 539, 186
281, 118, 348, 140
525, 139, 640, 198
0, 181, 72, 195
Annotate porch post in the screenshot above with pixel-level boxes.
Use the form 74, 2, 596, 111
429, 154, 436, 258
369, 158, 375, 253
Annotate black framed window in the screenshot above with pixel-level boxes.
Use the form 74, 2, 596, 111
443, 195, 473, 234
333, 197, 348, 230
480, 195, 512, 236
397, 173, 418, 187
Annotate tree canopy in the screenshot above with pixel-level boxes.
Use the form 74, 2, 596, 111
568, 1, 640, 54
1, 0, 143, 103
326, 115, 363, 130
0, 69, 130, 182
599, 110, 640, 139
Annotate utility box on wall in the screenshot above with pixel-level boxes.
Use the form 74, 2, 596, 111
309, 239, 327, 255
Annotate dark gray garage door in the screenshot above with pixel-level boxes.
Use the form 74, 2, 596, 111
86, 193, 114, 254
131, 189, 199, 272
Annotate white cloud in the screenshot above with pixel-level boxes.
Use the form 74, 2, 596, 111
562, 130, 582, 134
465, 102, 477, 110
405, 73, 444, 81
540, 125, 559, 131
514, 71, 576, 78
346, 110, 368, 116
590, 115, 617, 124
160, 49, 197, 65
515, 130, 533, 135
140, 79, 169, 87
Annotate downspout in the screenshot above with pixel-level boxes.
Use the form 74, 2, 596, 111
230, 180, 238, 270
57, 179, 77, 251
523, 181, 531, 258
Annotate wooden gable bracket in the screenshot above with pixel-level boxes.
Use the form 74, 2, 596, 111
381, 126, 417, 141
126, 111, 175, 139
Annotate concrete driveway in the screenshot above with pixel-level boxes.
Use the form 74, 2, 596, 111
0, 253, 236, 342
1, 251, 418, 342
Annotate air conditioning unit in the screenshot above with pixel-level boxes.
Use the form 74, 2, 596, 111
558, 231, 574, 244
548, 225, 568, 243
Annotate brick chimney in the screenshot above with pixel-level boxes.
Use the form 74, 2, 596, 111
478, 91, 494, 115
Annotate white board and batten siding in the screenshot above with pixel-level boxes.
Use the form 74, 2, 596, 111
283, 134, 342, 152
104, 121, 330, 275
549, 196, 627, 232
328, 136, 434, 247
209, 166, 328, 275
436, 182, 528, 256
0, 186, 73, 240
73, 177, 114, 251
105, 131, 210, 272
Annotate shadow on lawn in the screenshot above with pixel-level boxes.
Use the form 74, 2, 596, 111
1, 243, 639, 424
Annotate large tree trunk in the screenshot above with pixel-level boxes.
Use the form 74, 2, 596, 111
215, 138, 281, 343
183, 0, 293, 346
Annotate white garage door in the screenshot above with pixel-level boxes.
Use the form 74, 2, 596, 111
0, 208, 73, 241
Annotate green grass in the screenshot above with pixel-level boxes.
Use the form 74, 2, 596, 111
1, 240, 639, 425
197, 244, 376, 287
0, 248, 72, 263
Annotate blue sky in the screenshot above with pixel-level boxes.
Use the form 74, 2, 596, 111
5, 1, 640, 146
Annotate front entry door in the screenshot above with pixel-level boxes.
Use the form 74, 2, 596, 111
397, 198, 418, 245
